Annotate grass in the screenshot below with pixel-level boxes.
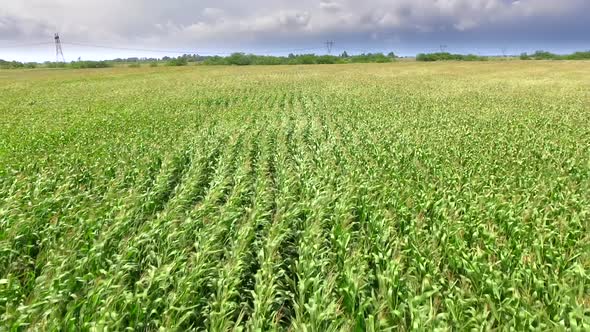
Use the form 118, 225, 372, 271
0, 62, 589, 330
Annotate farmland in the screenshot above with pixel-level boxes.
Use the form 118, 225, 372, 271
1, 62, 589, 330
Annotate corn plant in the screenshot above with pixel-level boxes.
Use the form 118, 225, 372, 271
1, 62, 589, 330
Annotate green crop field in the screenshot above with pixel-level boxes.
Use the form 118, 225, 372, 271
1, 62, 589, 330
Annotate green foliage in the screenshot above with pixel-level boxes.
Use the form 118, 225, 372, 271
227, 52, 253, 65
44, 61, 67, 68
350, 53, 392, 63
416, 52, 488, 61
0, 60, 25, 69
522, 50, 590, 60
292, 54, 318, 64
1, 61, 22, 69
565, 51, 590, 60
203, 53, 392, 65
531, 50, 559, 60
69, 60, 112, 69
315, 55, 339, 64
3, 49, 590, 72
1, 62, 589, 331
166, 57, 188, 66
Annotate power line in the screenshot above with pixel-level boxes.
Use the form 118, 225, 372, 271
2, 37, 389, 59
333, 46, 392, 53
259, 46, 321, 54
0, 42, 53, 49
62, 41, 210, 55
1, 36, 327, 56
63, 41, 323, 56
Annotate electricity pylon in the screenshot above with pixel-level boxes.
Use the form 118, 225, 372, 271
54, 33, 65, 62
325, 40, 334, 54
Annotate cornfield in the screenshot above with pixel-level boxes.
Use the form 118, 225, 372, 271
1, 62, 589, 330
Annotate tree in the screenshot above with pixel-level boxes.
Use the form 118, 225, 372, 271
340, 51, 349, 58
167, 57, 188, 66
227, 53, 252, 66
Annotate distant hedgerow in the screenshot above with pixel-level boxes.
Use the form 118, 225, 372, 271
416, 52, 487, 61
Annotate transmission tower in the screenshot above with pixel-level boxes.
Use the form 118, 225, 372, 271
440, 44, 448, 53
325, 40, 334, 54
54, 33, 65, 62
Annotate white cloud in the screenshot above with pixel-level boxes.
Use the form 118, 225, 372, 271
454, 18, 478, 31
0, 0, 588, 51
320, 0, 342, 12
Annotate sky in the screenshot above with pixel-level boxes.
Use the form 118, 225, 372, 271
1, 0, 589, 62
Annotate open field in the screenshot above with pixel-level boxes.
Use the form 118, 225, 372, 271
1, 62, 589, 330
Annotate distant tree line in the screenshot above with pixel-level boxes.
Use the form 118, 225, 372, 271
415, 50, 590, 62
203, 52, 396, 66
0, 60, 113, 69
110, 54, 209, 63
166, 52, 396, 66
519, 50, 590, 60
0, 52, 396, 69
416, 52, 488, 61
3, 49, 590, 69
0, 60, 39, 69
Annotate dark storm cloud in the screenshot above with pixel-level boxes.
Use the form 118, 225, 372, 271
1, 0, 589, 57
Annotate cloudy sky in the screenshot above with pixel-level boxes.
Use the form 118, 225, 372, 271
1, 0, 589, 61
